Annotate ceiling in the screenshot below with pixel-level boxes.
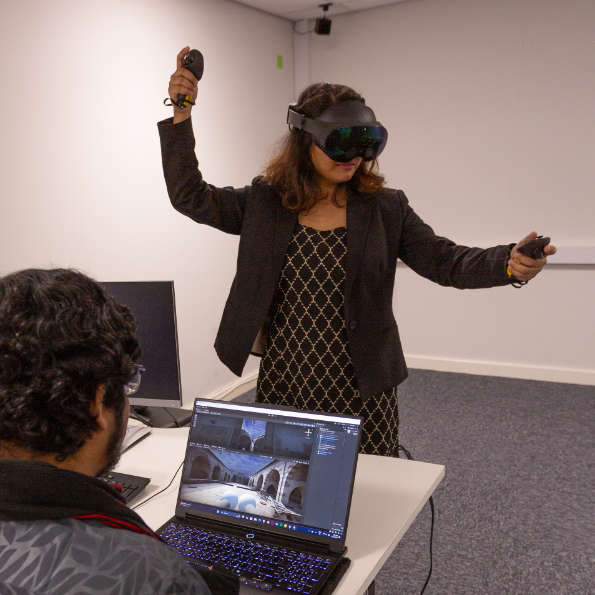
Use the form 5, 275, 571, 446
232, 0, 408, 21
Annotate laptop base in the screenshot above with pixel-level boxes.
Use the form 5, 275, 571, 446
158, 516, 349, 594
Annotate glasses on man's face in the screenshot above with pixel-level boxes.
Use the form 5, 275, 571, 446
124, 364, 146, 396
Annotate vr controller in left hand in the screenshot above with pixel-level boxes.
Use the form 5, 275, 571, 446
516, 235, 551, 259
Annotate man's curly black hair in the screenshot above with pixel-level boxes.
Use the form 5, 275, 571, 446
0, 268, 140, 460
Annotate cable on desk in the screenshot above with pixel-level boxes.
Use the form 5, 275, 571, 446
396, 444, 435, 595
132, 459, 184, 511
129, 407, 184, 428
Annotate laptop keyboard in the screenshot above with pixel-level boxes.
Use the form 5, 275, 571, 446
159, 521, 333, 593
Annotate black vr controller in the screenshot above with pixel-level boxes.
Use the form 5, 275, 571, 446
509, 235, 550, 288
183, 49, 204, 80
178, 49, 204, 107
165, 48, 204, 109
517, 235, 550, 259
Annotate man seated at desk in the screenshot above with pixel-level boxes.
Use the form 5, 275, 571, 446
0, 268, 235, 594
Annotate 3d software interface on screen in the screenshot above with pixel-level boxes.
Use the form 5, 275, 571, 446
179, 403, 360, 540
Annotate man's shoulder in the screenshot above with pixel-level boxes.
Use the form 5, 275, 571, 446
0, 519, 210, 594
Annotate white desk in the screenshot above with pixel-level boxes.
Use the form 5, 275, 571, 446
117, 428, 445, 595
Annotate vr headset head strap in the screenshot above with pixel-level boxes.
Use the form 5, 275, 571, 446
286, 105, 323, 136
288, 101, 382, 135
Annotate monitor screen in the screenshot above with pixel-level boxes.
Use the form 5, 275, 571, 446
101, 281, 182, 408
177, 399, 361, 544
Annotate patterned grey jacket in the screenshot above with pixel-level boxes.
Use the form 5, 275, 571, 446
0, 518, 209, 594
0, 460, 214, 594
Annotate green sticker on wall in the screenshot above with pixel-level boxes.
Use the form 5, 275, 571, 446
277, 55, 283, 69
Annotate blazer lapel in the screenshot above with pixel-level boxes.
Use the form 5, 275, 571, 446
273, 203, 298, 274
345, 190, 373, 303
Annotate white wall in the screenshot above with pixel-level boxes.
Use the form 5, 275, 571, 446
308, 0, 595, 384
0, 0, 293, 405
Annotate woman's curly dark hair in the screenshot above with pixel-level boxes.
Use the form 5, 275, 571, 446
264, 82, 385, 212
0, 268, 140, 460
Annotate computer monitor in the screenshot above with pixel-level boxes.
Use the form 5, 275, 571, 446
101, 281, 191, 428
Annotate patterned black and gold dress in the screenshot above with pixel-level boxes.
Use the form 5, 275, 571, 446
256, 223, 399, 456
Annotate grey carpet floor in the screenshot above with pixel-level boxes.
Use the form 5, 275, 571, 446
236, 369, 594, 594
374, 369, 594, 595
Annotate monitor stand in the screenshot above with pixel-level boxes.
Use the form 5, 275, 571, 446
130, 405, 193, 428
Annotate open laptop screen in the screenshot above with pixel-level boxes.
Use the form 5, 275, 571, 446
176, 399, 361, 543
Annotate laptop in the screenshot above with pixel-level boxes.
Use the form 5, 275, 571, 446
157, 398, 362, 594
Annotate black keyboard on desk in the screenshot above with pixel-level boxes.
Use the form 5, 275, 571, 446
159, 521, 332, 594
98, 471, 150, 503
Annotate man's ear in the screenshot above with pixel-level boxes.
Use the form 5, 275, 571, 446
90, 384, 108, 430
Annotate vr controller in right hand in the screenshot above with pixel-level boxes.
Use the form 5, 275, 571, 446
167, 46, 203, 116
176, 48, 203, 107
182, 49, 204, 82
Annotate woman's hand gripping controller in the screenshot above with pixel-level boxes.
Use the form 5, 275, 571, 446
166, 46, 204, 121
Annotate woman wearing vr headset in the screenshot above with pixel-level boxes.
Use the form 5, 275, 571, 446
159, 47, 555, 456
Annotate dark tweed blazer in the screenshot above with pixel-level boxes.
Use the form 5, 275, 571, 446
158, 117, 513, 399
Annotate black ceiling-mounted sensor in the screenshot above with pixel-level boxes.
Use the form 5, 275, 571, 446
315, 3, 332, 35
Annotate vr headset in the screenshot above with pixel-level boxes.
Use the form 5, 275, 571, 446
286, 99, 388, 163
